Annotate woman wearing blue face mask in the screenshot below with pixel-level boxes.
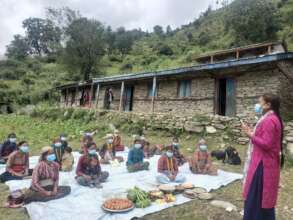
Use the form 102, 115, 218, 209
76, 145, 109, 187
24, 146, 71, 204
156, 145, 186, 184
99, 134, 123, 164
127, 138, 150, 173
171, 137, 186, 166
0, 133, 18, 164
0, 141, 33, 183
189, 139, 217, 175
51, 138, 65, 166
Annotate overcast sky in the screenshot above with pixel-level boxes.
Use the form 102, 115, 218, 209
0, 0, 217, 56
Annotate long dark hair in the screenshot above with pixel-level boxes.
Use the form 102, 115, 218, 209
262, 94, 285, 168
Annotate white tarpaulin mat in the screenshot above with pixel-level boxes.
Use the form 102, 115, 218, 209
0, 149, 243, 220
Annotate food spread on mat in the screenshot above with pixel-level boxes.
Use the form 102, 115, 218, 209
102, 198, 134, 211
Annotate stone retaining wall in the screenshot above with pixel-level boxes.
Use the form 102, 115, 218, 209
100, 111, 293, 154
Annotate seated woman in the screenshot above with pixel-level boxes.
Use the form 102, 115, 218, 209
0, 133, 17, 164
99, 134, 123, 164
0, 141, 32, 183
113, 129, 125, 151
51, 138, 64, 165
76, 145, 109, 188
61, 147, 74, 172
156, 145, 186, 184
189, 139, 217, 175
171, 137, 186, 166
80, 134, 96, 154
140, 135, 157, 158
126, 137, 149, 173
24, 146, 71, 204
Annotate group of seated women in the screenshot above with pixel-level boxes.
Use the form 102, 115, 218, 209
0, 131, 217, 206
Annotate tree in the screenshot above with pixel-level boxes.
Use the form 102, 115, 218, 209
64, 17, 106, 80
5, 35, 30, 60
23, 18, 62, 56
166, 25, 173, 36
225, 0, 280, 44
153, 25, 164, 37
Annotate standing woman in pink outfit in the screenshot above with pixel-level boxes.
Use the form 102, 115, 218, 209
241, 94, 284, 220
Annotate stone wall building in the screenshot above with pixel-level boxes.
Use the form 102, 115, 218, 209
57, 42, 293, 118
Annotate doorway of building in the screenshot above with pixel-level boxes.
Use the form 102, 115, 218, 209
123, 85, 134, 111
216, 78, 236, 116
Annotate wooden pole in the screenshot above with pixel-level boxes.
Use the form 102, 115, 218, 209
75, 86, 79, 106
89, 83, 94, 108
65, 88, 68, 107
95, 83, 100, 109
236, 50, 240, 60
151, 76, 157, 113
210, 56, 214, 64
119, 81, 125, 112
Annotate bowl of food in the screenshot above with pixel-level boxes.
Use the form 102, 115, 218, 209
183, 189, 197, 199
181, 182, 195, 190
159, 184, 176, 193
102, 198, 134, 213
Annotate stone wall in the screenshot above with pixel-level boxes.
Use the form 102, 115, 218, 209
278, 60, 293, 119
101, 110, 293, 156
61, 63, 293, 119
236, 68, 281, 117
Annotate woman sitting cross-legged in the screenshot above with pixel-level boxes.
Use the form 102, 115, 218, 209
156, 145, 186, 184
113, 129, 125, 152
76, 145, 109, 188
0, 133, 17, 164
99, 134, 123, 164
61, 146, 74, 172
24, 146, 71, 204
189, 139, 217, 175
0, 141, 33, 183
126, 137, 149, 173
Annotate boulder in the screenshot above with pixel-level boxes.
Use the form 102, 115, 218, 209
206, 126, 217, 134
287, 143, 293, 155
237, 137, 250, 143
285, 136, 293, 143
210, 200, 237, 212
184, 122, 204, 133
214, 124, 226, 130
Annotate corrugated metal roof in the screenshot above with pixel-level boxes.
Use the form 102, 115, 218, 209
57, 52, 293, 89
92, 52, 293, 83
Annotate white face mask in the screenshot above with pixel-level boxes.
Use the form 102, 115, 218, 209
88, 149, 96, 155
199, 145, 208, 152
9, 138, 16, 143
55, 142, 62, 147
134, 144, 142, 149
60, 137, 67, 141
107, 139, 113, 144
166, 151, 173, 158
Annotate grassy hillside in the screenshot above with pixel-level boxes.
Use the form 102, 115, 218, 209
0, 0, 292, 110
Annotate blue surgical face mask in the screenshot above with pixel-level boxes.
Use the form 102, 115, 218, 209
255, 103, 262, 114
9, 138, 16, 143
134, 144, 142, 149
88, 149, 96, 155
166, 151, 173, 158
55, 142, 62, 147
199, 145, 208, 152
46, 154, 56, 162
20, 146, 29, 153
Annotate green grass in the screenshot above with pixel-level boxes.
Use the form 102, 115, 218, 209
0, 114, 293, 220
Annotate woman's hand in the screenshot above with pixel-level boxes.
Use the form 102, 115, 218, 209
43, 191, 52, 197
241, 123, 253, 138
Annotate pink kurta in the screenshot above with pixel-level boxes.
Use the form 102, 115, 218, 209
243, 113, 281, 208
